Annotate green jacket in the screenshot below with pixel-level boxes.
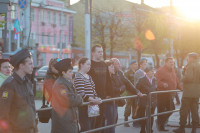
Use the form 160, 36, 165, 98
51, 77, 83, 133
0, 72, 9, 87
125, 69, 135, 95
182, 60, 200, 98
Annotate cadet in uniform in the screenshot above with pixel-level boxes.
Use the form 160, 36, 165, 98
51, 58, 83, 133
124, 60, 138, 127
173, 53, 200, 133
0, 49, 37, 133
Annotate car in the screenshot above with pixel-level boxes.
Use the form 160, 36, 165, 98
35, 65, 78, 81
73, 65, 78, 73
35, 66, 48, 81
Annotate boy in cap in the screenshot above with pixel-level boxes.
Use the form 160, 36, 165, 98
136, 66, 157, 133
51, 58, 83, 133
0, 49, 37, 133
133, 58, 148, 127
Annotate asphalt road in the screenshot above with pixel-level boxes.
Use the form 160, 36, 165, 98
35, 93, 200, 133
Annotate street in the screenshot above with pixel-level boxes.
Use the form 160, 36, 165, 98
35, 95, 200, 133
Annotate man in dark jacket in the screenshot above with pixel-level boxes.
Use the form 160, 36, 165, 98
88, 45, 112, 133
0, 49, 37, 133
124, 60, 138, 127
173, 53, 200, 133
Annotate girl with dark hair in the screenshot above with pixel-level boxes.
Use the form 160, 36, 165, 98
43, 58, 59, 103
74, 57, 102, 132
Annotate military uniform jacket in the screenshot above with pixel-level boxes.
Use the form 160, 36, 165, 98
0, 72, 36, 133
125, 70, 135, 94
51, 77, 83, 133
182, 60, 200, 98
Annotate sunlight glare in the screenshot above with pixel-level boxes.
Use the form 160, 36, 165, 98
175, 0, 200, 21
70, 0, 80, 5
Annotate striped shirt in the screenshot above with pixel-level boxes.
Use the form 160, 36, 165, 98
74, 72, 97, 101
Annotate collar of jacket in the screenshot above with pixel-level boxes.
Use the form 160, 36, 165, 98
58, 76, 73, 88
163, 65, 173, 72
0, 72, 9, 80
46, 70, 58, 79
188, 60, 199, 66
13, 72, 28, 84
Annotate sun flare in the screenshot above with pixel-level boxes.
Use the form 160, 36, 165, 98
175, 0, 200, 21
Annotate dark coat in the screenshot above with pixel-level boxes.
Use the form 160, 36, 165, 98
112, 70, 139, 97
0, 72, 37, 133
51, 77, 83, 133
88, 60, 112, 98
182, 60, 200, 98
136, 76, 157, 108
124, 69, 135, 95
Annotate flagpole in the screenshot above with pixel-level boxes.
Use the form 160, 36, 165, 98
8, 12, 11, 52
17, 33, 20, 49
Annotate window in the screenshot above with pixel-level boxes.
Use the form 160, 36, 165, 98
11, 5, 16, 19
35, 33, 37, 42
42, 10, 45, 22
53, 53, 58, 58
54, 34, 56, 45
48, 34, 51, 45
42, 33, 44, 45
40, 9, 43, 21
40, 9, 45, 22
31, 33, 34, 40
31, 8, 35, 21
59, 13, 62, 25
64, 35, 67, 47
48, 11, 51, 24
64, 14, 68, 26
41, 53, 46, 65
53, 12, 56, 24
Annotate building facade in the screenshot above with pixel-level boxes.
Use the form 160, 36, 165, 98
1, 0, 75, 66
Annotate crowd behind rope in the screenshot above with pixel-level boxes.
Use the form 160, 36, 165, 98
0, 47, 199, 133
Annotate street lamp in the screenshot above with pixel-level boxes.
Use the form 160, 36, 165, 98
170, 0, 174, 57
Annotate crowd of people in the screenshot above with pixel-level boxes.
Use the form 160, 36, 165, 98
0, 46, 199, 133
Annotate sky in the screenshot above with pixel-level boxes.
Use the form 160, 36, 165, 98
70, 0, 200, 21
126, 0, 200, 21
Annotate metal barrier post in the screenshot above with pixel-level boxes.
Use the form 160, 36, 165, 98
188, 111, 191, 127
113, 100, 116, 125
147, 93, 152, 133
